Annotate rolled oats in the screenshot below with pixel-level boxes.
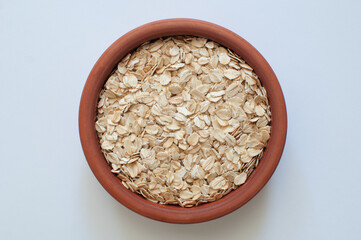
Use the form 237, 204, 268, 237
96, 36, 271, 207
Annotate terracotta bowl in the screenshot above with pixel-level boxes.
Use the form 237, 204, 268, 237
79, 18, 287, 224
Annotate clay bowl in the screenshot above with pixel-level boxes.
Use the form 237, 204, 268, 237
79, 18, 287, 224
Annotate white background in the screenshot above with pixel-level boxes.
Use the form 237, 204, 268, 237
1, 0, 361, 239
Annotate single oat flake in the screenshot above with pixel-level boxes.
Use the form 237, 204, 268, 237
95, 36, 271, 207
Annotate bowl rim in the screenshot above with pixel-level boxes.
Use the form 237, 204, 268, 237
79, 18, 287, 224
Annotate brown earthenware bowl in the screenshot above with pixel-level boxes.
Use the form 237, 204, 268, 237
79, 18, 287, 224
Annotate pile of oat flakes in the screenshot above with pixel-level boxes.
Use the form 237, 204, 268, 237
95, 36, 271, 207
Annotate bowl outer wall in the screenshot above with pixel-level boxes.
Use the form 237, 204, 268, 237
79, 18, 287, 224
